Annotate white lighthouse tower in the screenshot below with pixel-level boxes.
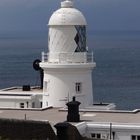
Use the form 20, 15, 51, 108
40, 0, 96, 108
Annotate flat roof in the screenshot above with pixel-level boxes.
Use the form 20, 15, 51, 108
1, 108, 140, 125
0, 94, 32, 96
0, 87, 43, 95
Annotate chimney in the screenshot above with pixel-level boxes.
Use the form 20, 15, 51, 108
66, 96, 81, 122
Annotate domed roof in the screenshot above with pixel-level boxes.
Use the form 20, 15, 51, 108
48, 0, 87, 26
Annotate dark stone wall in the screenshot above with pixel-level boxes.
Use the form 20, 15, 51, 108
55, 122, 99, 140
0, 118, 57, 140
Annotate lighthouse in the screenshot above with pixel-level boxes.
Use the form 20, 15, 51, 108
40, 0, 96, 108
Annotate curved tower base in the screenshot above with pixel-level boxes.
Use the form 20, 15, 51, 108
40, 63, 96, 108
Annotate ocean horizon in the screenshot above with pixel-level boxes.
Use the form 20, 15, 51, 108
0, 30, 140, 110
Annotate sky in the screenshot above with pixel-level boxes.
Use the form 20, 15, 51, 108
0, 0, 140, 32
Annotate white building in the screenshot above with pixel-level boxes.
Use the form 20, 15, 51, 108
40, 0, 96, 108
0, 86, 42, 109
0, 0, 116, 110
76, 122, 140, 140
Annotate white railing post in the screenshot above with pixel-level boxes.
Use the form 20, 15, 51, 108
92, 51, 94, 63
41, 52, 94, 63
42, 52, 45, 62
84, 52, 86, 63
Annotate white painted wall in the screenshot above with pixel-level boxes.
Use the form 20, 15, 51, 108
43, 67, 93, 108
116, 133, 131, 140
0, 100, 16, 108
0, 99, 31, 108
0, 95, 42, 108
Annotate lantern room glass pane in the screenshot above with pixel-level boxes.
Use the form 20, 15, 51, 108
75, 25, 86, 52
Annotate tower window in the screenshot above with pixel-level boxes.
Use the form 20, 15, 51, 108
74, 25, 86, 52
20, 103, 24, 108
75, 82, 82, 93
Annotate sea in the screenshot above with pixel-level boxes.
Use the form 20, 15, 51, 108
0, 30, 140, 110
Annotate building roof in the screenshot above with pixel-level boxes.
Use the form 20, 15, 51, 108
0, 86, 43, 95
1, 108, 140, 125
0, 86, 43, 100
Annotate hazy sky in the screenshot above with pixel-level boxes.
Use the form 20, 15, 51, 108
0, 0, 140, 32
